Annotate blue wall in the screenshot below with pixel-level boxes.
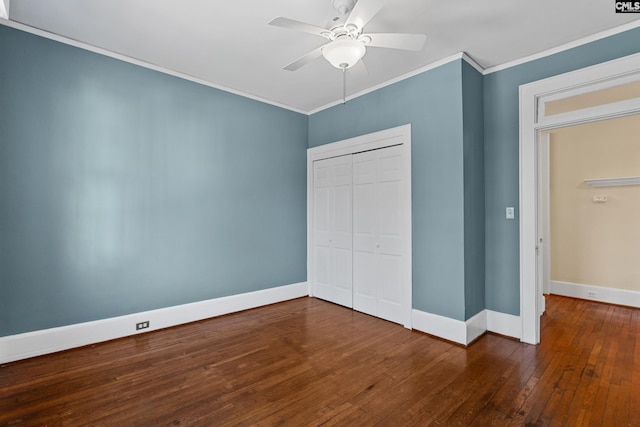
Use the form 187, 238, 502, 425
2, 21, 639, 337
461, 61, 485, 318
309, 60, 473, 321
0, 25, 308, 336
484, 26, 640, 315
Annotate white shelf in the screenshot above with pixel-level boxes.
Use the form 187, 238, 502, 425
584, 176, 640, 187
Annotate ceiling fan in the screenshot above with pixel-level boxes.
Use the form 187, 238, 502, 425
268, 0, 426, 72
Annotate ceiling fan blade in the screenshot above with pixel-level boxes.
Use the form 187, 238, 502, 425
349, 59, 369, 78
283, 46, 325, 71
345, 0, 385, 31
366, 33, 426, 51
268, 17, 328, 38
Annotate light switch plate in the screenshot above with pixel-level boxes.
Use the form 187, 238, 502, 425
506, 207, 515, 219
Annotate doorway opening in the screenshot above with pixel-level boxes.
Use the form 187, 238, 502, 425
520, 52, 640, 344
537, 115, 640, 318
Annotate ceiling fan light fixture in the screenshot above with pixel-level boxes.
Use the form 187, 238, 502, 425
322, 38, 366, 69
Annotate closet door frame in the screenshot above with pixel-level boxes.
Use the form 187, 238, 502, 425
307, 124, 412, 329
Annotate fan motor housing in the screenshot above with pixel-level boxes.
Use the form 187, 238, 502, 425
332, 0, 356, 15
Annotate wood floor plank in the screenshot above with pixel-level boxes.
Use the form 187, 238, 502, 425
2, 295, 640, 426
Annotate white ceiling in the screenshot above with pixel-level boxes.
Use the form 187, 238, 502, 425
7, 0, 640, 113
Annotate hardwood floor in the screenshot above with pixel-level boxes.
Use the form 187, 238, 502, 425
1, 295, 639, 426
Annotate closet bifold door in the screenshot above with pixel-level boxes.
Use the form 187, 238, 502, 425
312, 155, 353, 308
353, 145, 405, 324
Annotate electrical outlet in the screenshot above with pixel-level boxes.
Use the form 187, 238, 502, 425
136, 321, 150, 330
587, 291, 597, 298
592, 195, 608, 203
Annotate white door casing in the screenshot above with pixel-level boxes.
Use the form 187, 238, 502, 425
519, 52, 640, 344
537, 132, 550, 316
307, 124, 412, 328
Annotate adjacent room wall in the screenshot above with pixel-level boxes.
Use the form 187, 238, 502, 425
483, 26, 640, 316
550, 115, 640, 292
0, 25, 308, 336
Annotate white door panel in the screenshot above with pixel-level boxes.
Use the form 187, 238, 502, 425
353, 251, 376, 314
380, 255, 403, 303
378, 255, 403, 323
334, 248, 352, 291
312, 155, 353, 308
353, 184, 374, 234
334, 186, 351, 233
353, 157, 376, 316
352, 145, 405, 324
353, 161, 375, 183
314, 163, 331, 186
308, 125, 412, 329
313, 246, 331, 299
379, 154, 402, 181
314, 188, 330, 232
378, 237, 402, 255
379, 181, 402, 236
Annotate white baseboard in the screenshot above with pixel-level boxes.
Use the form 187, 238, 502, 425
486, 310, 522, 340
466, 310, 487, 343
551, 280, 640, 308
412, 309, 468, 345
412, 308, 521, 345
0, 282, 309, 364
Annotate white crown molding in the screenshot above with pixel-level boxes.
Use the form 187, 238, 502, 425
3, 15, 639, 114
484, 20, 640, 75
0, 18, 308, 115
310, 20, 640, 111
309, 52, 477, 115
0, 16, 476, 116
461, 52, 485, 75
0, 282, 309, 364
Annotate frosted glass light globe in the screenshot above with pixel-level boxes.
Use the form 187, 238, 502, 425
322, 38, 366, 69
